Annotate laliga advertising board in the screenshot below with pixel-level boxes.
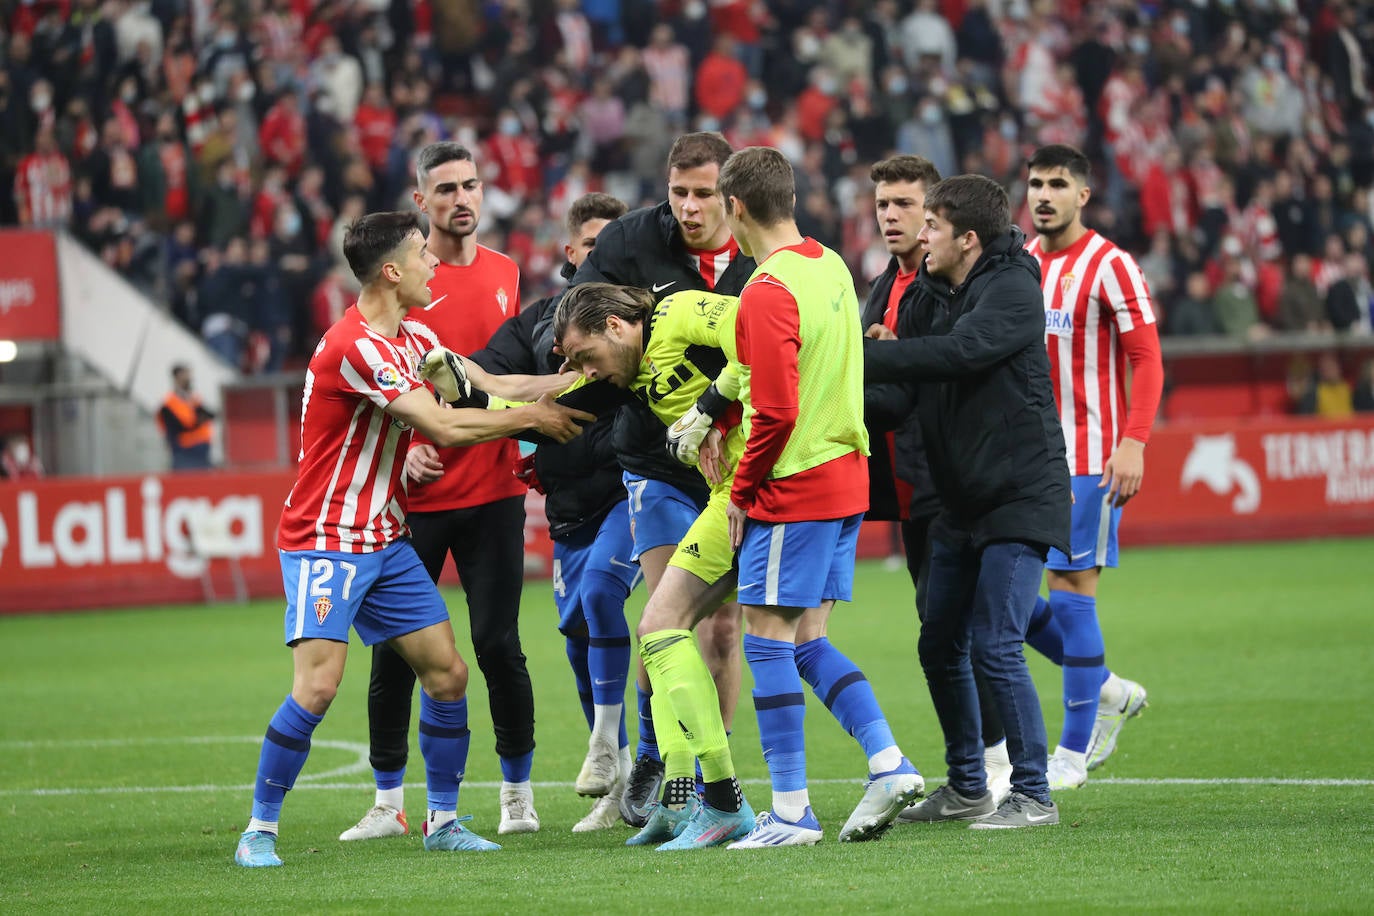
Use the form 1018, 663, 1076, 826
0, 471, 560, 614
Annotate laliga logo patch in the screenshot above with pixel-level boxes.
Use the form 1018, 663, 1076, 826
314, 595, 333, 625
375, 363, 402, 389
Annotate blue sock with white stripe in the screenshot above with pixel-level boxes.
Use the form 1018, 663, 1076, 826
794, 637, 900, 773
584, 570, 632, 748
1026, 594, 1065, 665
249, 695, 323, 828
565, 634, 595, 731
744, 634, 809, 821
635, 683, 659, 760
418, 692, 470, 815
1052, 590, 1105, 753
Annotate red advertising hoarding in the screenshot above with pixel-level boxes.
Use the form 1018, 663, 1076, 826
0, 230, 60, 341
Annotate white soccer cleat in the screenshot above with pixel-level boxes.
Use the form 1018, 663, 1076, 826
498, 785, 540, 834
726, 808, 823, 849
984, 740, 1013, 806
1087, 677, 1148, 771
575, 734, 621, 797
1047, 745, 1088, 791
574, 750, 629, 832
839, 760, 925, 842
339, 803, 408, 841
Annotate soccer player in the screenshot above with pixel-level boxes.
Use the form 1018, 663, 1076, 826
569, 132, 757, 827
715, 146, 926, 847
234, 211, 589, 868
340, 143, 545, 842
1024, 144, 1160, 788
461, 192, 642, 832
864, 175, 1071, 829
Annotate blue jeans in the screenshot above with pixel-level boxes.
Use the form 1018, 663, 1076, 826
919, 537, 1051, 803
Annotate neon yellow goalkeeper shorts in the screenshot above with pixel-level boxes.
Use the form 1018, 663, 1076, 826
667, 480, 736, 586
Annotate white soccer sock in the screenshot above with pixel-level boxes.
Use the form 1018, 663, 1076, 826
1099, 672, 1126, 709
502, 780, 532, 796
868, 746, 903, 775
1053, 745, 1088, 768
246, 817, 278, 835
376, 787, 404, 810
772, 789, 810, 824
591, 703, 622, 746
427, 809, 456, 831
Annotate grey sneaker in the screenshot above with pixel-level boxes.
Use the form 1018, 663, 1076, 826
897, 784, 996, 823
968, 791, 1059, 829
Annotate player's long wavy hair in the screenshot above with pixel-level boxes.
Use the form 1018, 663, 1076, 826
554, 283, 655, 342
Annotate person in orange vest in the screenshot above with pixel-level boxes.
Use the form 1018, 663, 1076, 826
159, 364, 215, 470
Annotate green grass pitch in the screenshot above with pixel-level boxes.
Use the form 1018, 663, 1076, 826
2, 538, 1372, 913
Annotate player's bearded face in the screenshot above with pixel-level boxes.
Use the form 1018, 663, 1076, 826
1028, 167, 1083, 237
422, 159, 483, 240
561, 326, 639, 388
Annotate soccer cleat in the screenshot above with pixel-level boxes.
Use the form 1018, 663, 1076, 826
338, 803, 408, 841
898, 784, 996, 823
498, 785, 540, 834
727, 807, 824, 849
618, 754, 665, 828
968, 791, 1059, 829
985, 740, 1013, 806
625, 797, 699, 846
574, 758, 628, 833
423, 815, 501, 851
234, 830, 282, 868
839, 759, 925, 842
655, 798, 756, 851
575, 734, 621, 797
1087, 678, 1148, 771
1047, 746, 1088, 791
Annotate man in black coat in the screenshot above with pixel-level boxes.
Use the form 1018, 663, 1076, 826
864, 175, 1071, 829
570, 132, 757, 826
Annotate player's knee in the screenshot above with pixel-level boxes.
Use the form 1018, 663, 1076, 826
420, 657, 468, 702
293, 679, 338, 715
699, 613, 741, 663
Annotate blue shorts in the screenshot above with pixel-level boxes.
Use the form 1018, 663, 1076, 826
552, 500, 642, 634
622, 472, 707, 560
280, 539, 449, 646
736, 513, 863, 608
1046, 474, 1122, 572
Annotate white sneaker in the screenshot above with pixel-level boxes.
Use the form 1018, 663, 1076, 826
1047, 745, 1088, 791
575, 734, 620, 797
1087, 677, 1148, 771
498, 785, 540, 834
726, 807, 823, 849
339, 804, 408, 841
984, 741, 1013, 806
839, 760, 924, 842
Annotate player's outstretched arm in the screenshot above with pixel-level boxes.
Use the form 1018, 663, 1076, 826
422, 347, 577, 403
387, 388, 592, 447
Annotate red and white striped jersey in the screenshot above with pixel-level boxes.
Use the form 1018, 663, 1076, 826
687, 238, 740, 290
1027, 230, 1162, 475
278, 305, 428, 554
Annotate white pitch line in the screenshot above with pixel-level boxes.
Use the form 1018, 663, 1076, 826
5, 776, 1373, 798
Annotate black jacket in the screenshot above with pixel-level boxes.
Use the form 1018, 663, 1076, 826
864, 228, 1070, 553
470, 291, 629, 541
570, 200, 756, 496
861, 257, 940, 522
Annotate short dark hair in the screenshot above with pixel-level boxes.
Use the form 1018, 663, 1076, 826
566, 192, 627, 237
870, 155, 942, 187
555, 283, 655, 343
1027, 144, 1092, 183
666, 132, 734, 174
416, 142, 474, 189
923, 175, 1010, 248
718, 146, 795, 228
342, 211, 421, 284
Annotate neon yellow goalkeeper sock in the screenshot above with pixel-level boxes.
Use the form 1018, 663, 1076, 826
640, 629, 734, 785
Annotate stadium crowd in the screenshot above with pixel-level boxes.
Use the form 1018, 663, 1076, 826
4, 0, 1374, 391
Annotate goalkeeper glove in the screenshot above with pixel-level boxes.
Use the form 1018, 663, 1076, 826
513, 453, 545, 494
419, 347, 472, 404
666, 382, 731, 465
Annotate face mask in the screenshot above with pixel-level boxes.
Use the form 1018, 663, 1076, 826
281, 211, 301, 236
1129, 35, 1150, 55
921, 105, 942, 125
1262, 54, 1280, 71
32, 92, 50, 111
499, 116, 521, 136
887, 76, 908, 95
818, 76, 838, 95
747, 88, 767, 109
1000, 118, 1018, 139
198, 84, 215, 103
237, 82, 255, 102
121, 86, 137, 103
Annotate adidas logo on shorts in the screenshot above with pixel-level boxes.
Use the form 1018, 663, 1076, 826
681, 542, 701, 558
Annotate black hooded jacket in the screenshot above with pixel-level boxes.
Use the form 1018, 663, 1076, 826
861, 257, 941, 522
570, 200, 756, 497
863, 228, 1071, 553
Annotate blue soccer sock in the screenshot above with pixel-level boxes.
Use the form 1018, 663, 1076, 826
417, 692, 470, 817
500, 750, 534, 784
1052, 590, 1106, 753
635, 682, 659, 760
1026, 594, 1065, 665
794, 636, 898, 771
249, 695, 323, 828
584, 569, 632, 748
744, 634, 808, 821
565, 634, 595, 732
